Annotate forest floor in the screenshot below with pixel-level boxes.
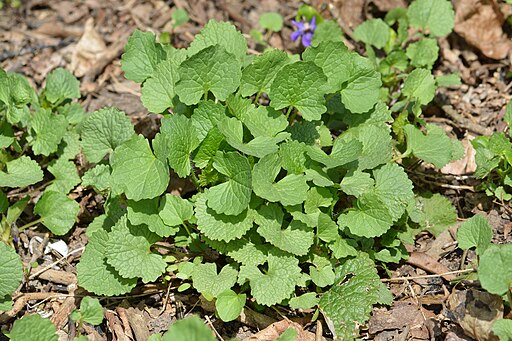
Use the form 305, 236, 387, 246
0, 0, 511, 340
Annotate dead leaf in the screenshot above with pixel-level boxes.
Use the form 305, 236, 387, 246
370, 0, 407, 12
70, 18, 107, 78
445, 289, 503, 341
454, 0, 512, 60
369, 301, 423, 334
243, 319, 326, 341
441, 135, 477, 175
407, 252, 456, 281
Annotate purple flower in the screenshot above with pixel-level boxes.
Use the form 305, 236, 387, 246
291, 16, 317, 47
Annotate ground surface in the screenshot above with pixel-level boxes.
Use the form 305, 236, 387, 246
0, 0, 511, 340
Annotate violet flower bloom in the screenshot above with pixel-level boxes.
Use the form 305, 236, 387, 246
291, 16, 317, 47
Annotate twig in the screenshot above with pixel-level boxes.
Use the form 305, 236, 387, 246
205, 315, 224, 341
381, 268, 474, 282
29, 247, 85, 280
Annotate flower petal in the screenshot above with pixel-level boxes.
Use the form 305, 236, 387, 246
291, 20, 304, 31
302, 32, 313, 47
291, 30, 302, 42
310, 16, 317, 30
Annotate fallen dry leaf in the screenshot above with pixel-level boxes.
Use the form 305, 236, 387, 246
243, 319, 326, 341
453, 0, 512, 60
369, 301, 423, 334
70, 18, 107, 78
445, 289, 503, 341
441, 135, 477, 175
407, 252, 456, 281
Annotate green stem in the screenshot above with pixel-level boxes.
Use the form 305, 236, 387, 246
190, 169, 202, 192
285, 106, 293, 119
17, 217, 44, 232
254, 91, 262, 104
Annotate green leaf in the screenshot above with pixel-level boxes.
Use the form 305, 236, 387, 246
0, 156, 43, 188
77, 229, 137, 296
191, 263, 238, 298
492, 319, 512, 340
141, 59, 179, 113
457, 215, 492, 255
339, 193, 394, 238
58, 102, 85, 125
472, 135, 507, 178
406, 38, 439, 68
409, 193, 457, 236
269, 61, 328, 121
215, 289, 246, 322
172, 8, 189, 27
205, 236, 268, 267
319, 253, 392, 340
276, 328, 298, 341
34, 191, 79, 235
505, 99, 512, 130
127, 198, 177, 237
404, 124, 462, 168
478, 244, 512, 295
241, 106, 288, 138
81, 164, 111, 192
162, 316, 216, 341
436, 73, 461, 87
306, 135, 363, 169
9, 314, 58, 341
353, 19, 390, 49
111, 135, 169, 201
106, 217, 166, 283
0, 242, 23, 298
259, 12, 283, 32
160, 114, 199, 177
238, 253, 302, 306
30, 108, 68, 156
43, 67, 80, 104
329, 237, 358, 259
340, 171, 374, 197
402, 68, 436, 106
310, 263, 335, 287
191, 100, 226, 142
58, 130, 81, 160
279, 140, 308, 174
240, 49, 291, 97
75, 296, 103, 325
47, 158, 80, 193
344, 123, 393, 170
159, 194, 193, 228
121, 29, 166, 82
187, 20, 247, 63
317, 213, 339, 242
255, 204, 314, 256
311, 20, 344, 47
371, 163, 414, 221
176, 45, 241, 105
407, 0, 454, 37
252, 153, 309, 206
0, 71, 36, 125
80, 107, 135, 163
289, 292, 319, 310
206, 152, 252, 216
195, 192, 255, 242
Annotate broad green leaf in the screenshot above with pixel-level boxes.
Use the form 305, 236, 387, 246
77, 229, 137, 296
259, 12, 283, 32
159, 194, 193, 228
127, 198, 178, 237
339, 193, 393, 237
238, 253, 302, 306
407, 0, 454, 37
192, 127, 225, 169
9, 314, 58, 341
111, 135, 169, 201
252, 153, 309, 206
176, 45, 241, 105
406, 38, 439, 68
191, 263, 238, 298
218, 117, 289, 158
195, 192, 255, 242
240, 49, 291, 97
344, 123, 393, 170
0, 156, 43, 188
329, 236, 358, 259
81, 164, 111, 192
279, 140, 308, 174
402, 68, 436, 106
187, 20, 247, 63
141, 59, 179, 113
304, 187, 335, 214
269, 61, 328, 121
436, 73, 461, 87
0, 119, 14, 148
73, 296, 103, 326
34, 191, 79, 235
457, 215, 492, 255
43, 67, 80, 104
371, 163, 414, 221
472, 134, 509, 179
121, 29, 166, 82
505, 99, 512, 130
160, 114, 199, 177
215, 289, 246, 322
353, 19, 389, 49
317, 213, 339, 242
0, 242, 23, 297
478, 244, 512, 295
47, 158, 80, 193
30, 108, 67, 156
404, 124, 462, 168
162, 316, 216, 341
409, 193, 457, 236
319, 254, 392, 340
0, 71, 36, 125
206, 152, 252, 216
205, 236, 268, 267
492, 319, 512, 340
58, 102, 85, 125
191, 100, 226, 142
255, 204, 314, 256
306, 134, 363, 169
80, 107, 134, 163
58, 130, 81, 160
311, 20, 344, 47
340, 171, 374, 197
106, 217, 166, 283
310, 264, 335, 287
289, 292, 319, 310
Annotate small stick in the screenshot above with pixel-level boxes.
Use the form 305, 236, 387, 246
205, 315, 224, 341
381, 268, 474, 282
29, 247, 85, 280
